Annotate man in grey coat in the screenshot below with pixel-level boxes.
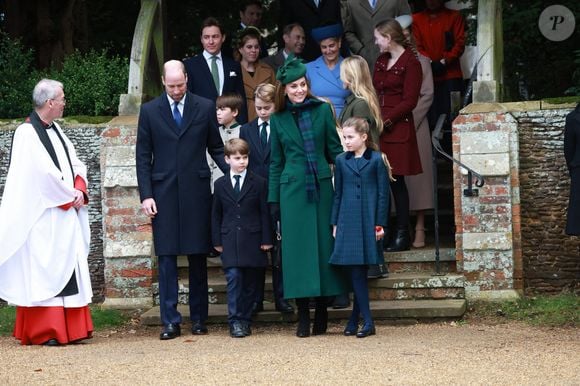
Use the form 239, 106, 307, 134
341, 0, 410, 71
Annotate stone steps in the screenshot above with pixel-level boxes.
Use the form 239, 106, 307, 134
152, 272, 465, 305
141, 299, 467, 325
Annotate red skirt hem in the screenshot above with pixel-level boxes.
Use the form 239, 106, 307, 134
13, 305, 93, 345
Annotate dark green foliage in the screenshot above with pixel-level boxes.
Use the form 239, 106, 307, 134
0, 32, 38, 118
502, 0, 579, 100
50, 50, 129, 116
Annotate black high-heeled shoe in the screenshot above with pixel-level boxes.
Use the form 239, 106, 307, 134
296, 299, 311, 338
385, 229, 410, 252
356, 324, 376, 338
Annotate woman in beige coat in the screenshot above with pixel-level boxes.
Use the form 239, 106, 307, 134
396, 15, 434, 248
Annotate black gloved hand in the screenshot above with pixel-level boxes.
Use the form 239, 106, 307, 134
269, 203, 280, 223
431, 60, 446, 77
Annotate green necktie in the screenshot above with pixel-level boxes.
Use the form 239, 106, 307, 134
211, 55, 220, 93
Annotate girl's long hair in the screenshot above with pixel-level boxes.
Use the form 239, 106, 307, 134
340, 55, 383, 142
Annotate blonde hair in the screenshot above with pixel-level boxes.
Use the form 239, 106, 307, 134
254, 82, 276, 104
342, 117, 395, 181
340, 55, 382, 142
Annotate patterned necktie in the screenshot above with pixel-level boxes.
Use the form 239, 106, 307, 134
172, 102, 182, 128
260, 121, 268, 148
370, 0, 376, 9
211, 55, 220, 93
233, 175, 241, 195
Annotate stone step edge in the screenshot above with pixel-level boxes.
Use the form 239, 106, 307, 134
151, 273, 466, 293
141, 299, 466, 326
176, 249, 457, 268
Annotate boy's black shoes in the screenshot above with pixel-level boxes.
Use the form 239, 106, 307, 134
160, 323, 181, 340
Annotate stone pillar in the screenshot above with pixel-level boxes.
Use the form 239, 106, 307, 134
101, 116, 154, 309
453, 103, 522, 300
473, 0, 503, 103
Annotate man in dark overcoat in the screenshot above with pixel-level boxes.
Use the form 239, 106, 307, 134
136, 60, 228, 340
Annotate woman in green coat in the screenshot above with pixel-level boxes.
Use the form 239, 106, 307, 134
269, 56, 348, 338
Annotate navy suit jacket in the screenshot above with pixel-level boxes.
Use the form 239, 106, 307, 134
136, 91, 228, 255
240, 118, 271, 179
183, 53, 248, 124
211, 171, 272, 268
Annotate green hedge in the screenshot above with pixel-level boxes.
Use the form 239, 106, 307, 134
0, 33, 128, 118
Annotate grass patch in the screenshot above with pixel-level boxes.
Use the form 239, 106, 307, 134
0, 304, 130, 336
466, 293, 579, 327
64, 115, 114, 124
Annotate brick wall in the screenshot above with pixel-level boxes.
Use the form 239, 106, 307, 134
0, 122, 105, 302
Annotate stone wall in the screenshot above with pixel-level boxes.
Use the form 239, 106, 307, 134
454, 102, 579, 298
0, 122, 106, 302
515, 108, 579, 294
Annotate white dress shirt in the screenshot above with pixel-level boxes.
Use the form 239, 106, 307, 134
231, 169, 248, 191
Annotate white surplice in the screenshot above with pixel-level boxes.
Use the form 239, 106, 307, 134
0, 122, 92, 307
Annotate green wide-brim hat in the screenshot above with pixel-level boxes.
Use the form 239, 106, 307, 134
276, 54, 307, 85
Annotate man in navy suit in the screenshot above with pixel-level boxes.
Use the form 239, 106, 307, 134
184, 17, 248, 124
136, 60, 228, 340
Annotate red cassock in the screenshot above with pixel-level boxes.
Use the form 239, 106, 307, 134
373, 48, 423, 176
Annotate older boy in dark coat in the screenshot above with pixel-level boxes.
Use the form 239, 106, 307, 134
212, 139, 273, 337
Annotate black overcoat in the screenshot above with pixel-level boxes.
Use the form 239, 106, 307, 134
211, 171, 272, 268
136, 91, 228, 255
564, 104, 580, 235
240, 118, 271, 179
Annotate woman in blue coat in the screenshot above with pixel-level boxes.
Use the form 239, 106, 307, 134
331, 117, 390, 338
305, 23, 351, 117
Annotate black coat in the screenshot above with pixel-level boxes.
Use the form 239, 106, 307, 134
136, 92, 228, 255
211, 171, 272, 268
183, 54, 248, 124
564, 104, 580, 235
240, 118, 271, 179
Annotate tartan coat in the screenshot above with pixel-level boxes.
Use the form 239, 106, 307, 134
330, 148, 389, 265
268, 99, 349, 299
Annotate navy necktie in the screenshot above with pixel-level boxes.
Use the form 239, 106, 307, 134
172, 102, 182, 128
260, 121, 268, 148
233, 175, 241, 195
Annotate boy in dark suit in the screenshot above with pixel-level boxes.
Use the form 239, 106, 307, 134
240, 83, 294, 314
211, 138, 273, 337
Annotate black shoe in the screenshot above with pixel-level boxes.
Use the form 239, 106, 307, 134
191, 321, 208, 335
160, 323, 181, 340
252, 302, 264, 315
241, 322, 252, 336
229, 322, 245, 338
43, 338, 61, 346
296, 311, 310, 338
332, 293, 350, 309
356, 324, 376, 338
343, 321, 358, 336
275, 300, 294, 313
385, 229, 411, 252
367, 264, 388, 279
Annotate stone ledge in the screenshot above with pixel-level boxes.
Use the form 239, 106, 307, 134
108, 115, 139, 126
460, 101, 576, 114
140, 299, 467, 325
101, 297, 153, 310
464, 289, 521, 301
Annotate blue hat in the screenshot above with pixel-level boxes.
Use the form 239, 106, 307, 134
311, 23, 343, 43
276, 54, 307, 85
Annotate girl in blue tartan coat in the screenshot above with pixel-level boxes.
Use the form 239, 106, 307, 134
330, 117, 391, 338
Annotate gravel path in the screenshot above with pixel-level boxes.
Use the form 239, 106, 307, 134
0, 322, 578, 385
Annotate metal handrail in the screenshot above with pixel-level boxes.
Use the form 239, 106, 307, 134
430, 114, 485, 274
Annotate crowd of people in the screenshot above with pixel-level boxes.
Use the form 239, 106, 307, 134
0, 0, 469, 345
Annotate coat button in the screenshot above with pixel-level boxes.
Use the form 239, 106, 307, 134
237, 226, 241, 230
237, 215, 241, 219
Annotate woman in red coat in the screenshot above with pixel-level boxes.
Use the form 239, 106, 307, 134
372, 19, 422, 251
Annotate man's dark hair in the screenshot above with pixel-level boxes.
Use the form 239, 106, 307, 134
239, 0, 263, 13
200, 16, 225, 36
